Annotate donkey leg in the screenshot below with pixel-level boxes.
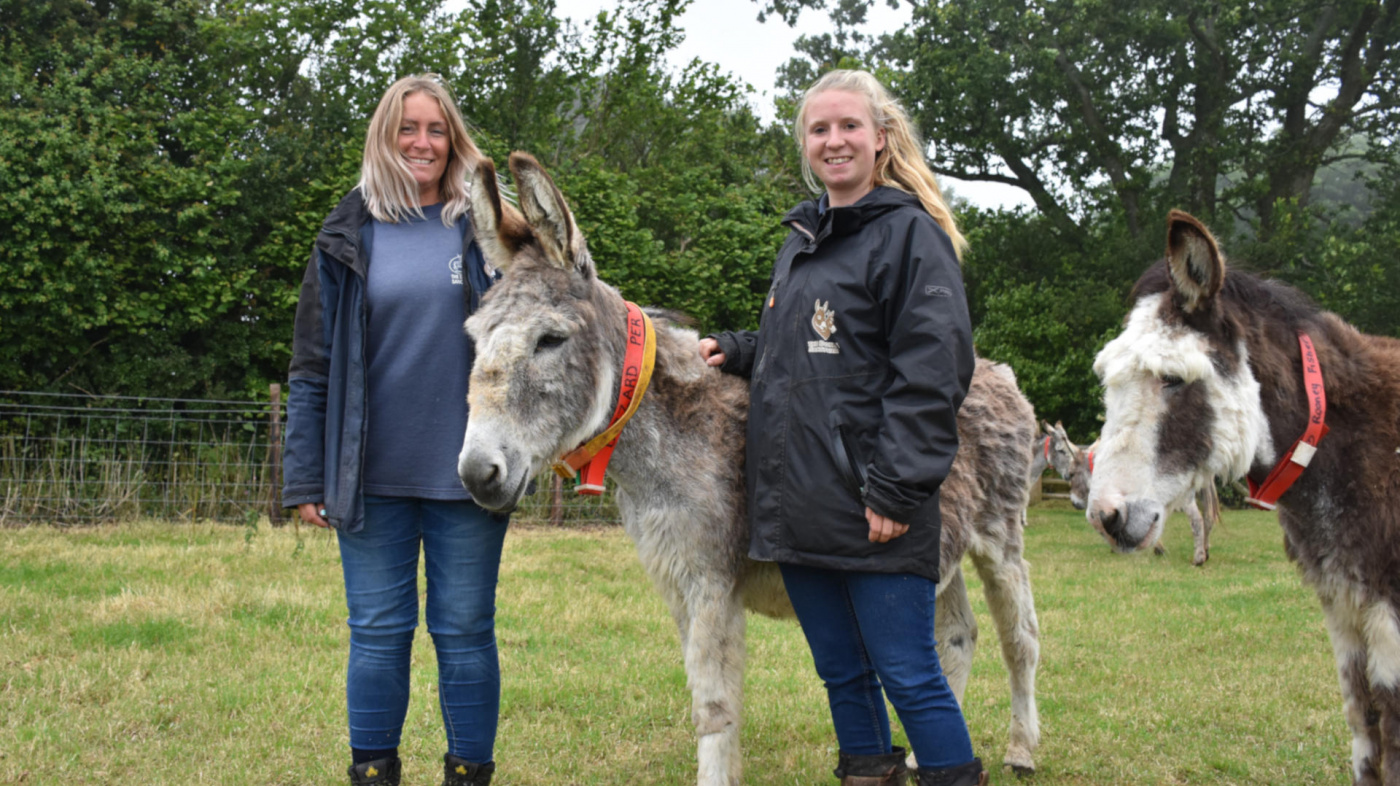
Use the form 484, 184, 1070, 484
1320, 593, 1383, 785
1186, 501, 1208, 566
934, 564, 978, 705
1378, 683, 1400, 786
683, 582, 747, 786
971, 547, 1040, 776
1361, 601, 1400, 786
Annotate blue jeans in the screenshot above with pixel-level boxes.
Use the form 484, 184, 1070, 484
337, 495, 508, 763
779, 563, 975, 770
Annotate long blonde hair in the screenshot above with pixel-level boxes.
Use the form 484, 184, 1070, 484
358, 74, 482, 226
795, 69, 968, 259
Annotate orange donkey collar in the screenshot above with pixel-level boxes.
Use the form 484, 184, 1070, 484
551, 302, 656, 495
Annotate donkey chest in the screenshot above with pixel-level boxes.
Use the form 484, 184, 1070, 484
614, 490, 748, 581
1279, 496, 1397, 594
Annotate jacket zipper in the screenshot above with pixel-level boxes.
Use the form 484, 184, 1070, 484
773, 221, 817, 310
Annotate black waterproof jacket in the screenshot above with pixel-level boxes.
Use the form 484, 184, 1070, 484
280, 190, 494, 532
711, 187, 974, 581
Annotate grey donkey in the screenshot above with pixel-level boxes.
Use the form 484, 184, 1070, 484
457, 152, 1041, 784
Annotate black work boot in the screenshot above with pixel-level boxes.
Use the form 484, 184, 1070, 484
442, 753, 495, 786
347, 756, 401, 786
833, 746, 911, 785
913, 757, 987, 786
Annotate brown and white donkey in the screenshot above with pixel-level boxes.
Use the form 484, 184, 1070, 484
1088, 210, 1400, 785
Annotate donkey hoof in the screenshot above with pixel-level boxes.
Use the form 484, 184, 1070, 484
1002, 747, 1034, 777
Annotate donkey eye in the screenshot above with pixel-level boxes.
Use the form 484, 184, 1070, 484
535, 334, 567, 353
1161, 374, 1185, 389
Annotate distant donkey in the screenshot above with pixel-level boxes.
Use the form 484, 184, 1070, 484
1045, 421, 1219, 566
456, 152, 1042, 784
1087, 210, 1400, 785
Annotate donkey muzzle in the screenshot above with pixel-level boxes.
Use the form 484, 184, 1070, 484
458, 444, 530, 514
1088, 499, 1162, 552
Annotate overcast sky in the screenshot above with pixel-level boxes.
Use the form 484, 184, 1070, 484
546, 0, 1031, 209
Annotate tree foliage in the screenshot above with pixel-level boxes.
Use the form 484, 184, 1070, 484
765, 0, 1400, 243
762, 0, 1400, 435
1, 0, 1393, 446
0, 0, 803, 398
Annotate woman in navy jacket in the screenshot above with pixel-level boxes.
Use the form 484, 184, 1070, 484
701, 70, 984, 786
282, 75, 502, 786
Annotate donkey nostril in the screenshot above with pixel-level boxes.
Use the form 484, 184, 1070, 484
1100, 508, 1123, 537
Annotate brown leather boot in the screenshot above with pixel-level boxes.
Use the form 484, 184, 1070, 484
913, 757, 987, 786
833, 746, 911, 785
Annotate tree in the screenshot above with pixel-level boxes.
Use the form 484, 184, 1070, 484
0, 0, 807, 397
761, 0, 1400, 242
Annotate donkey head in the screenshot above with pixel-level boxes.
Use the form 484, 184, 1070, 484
1068, 439, 1097, 511
1086, 210, 1272, 551
1043, 420, 1081, 481
457, 152, 622, 512
1044, 421, 1089, 510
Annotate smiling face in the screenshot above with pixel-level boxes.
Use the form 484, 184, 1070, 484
802, 89, 886, 207
398, 91, 450, 205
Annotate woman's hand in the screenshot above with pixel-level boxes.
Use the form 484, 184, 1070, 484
865, 507, 909, 543
698, 337, 726, 367
298, 502, 329, 528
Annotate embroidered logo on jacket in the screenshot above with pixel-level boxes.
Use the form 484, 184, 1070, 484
808, 299, 840, 354
449, 254, 464, 285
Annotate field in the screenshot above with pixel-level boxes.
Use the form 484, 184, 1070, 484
1, 506, 1351, 785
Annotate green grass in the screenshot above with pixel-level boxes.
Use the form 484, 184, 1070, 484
0, 508, 1351, 785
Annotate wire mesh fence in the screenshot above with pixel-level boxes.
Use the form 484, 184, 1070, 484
0, 390, 284, 526
0, 389, 623, 527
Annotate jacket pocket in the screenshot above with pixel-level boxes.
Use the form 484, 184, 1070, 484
830, 413, 867, 499
777, 375, 881, 557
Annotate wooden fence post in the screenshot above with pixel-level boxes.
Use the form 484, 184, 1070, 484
550, 474, 564, 527
267, 383, 284, 526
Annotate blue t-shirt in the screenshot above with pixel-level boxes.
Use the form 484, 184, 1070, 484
363, 203, 473, 499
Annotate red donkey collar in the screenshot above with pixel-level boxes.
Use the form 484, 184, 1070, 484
551, 302, 656, 495
1246, 332, 1329, 510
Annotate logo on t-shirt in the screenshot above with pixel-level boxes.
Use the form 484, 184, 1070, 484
808, 299, 840, 355
449, 254, 463, 285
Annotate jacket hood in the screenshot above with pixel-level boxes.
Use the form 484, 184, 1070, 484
783, 186, 923, 238
317, 188, 371, 276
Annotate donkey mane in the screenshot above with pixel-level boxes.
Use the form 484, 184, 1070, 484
1131, 258, 1323, 331
1127, 258, 1399, 414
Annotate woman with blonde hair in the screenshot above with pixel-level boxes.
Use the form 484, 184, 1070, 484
282, 74, 504, 786
700, 69, 986, 786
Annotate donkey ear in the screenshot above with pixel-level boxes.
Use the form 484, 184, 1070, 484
508, 151, 594, 278
1165, 210, 1225, 314
469, 157, 531, 272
